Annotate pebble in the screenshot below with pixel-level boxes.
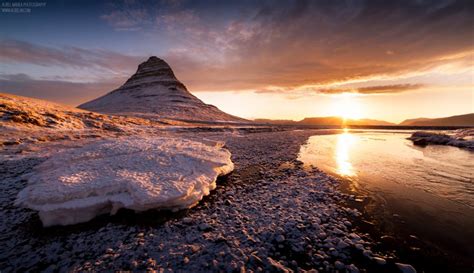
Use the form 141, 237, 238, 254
363, 250, 373, 258
334, 260, 345, 270
336, 240, 349, 249
347, 264, 360, 273
190, 244, 201, 253
275, 235, 285, 243
373, 257, 386, 265
198, 223, 212, 231
395, 263, 417, 273
182, 217, 193, 224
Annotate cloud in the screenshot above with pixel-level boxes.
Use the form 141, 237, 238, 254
0, 74, 123, 106
156, 9, 198, 28
356, 84, 425, 94
100, 2, 152, 31
1, 0, 473, 105
148, 0, 474, 92
0, 39, 143, 73
317, 84, 425, 95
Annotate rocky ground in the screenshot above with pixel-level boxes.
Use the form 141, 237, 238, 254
0, 130, 417, 273
408, 129, 474, 151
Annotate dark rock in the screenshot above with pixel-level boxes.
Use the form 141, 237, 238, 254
412, 138, 427, 147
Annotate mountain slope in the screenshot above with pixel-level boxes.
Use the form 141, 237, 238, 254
78, 56, 246, 123
400, 113, 474, 126
0, 92, 153, 131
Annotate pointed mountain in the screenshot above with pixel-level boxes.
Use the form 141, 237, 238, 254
78, 56, 246, 123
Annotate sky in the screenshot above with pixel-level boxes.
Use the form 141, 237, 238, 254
0, 0, 473, 123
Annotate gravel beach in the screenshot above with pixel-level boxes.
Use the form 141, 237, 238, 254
1, 130, 415, 272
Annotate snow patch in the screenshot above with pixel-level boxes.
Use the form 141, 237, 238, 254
15, 137, 234, 226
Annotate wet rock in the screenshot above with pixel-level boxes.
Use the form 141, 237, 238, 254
412, 138, 428, 147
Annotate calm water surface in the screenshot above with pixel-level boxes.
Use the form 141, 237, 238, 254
299, 129, 474, 258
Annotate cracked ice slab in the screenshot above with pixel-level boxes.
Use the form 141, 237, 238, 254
15, 136, 234, 226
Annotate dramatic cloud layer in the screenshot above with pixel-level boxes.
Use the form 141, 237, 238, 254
1, 0, 473, 105
137, 0, 474, 92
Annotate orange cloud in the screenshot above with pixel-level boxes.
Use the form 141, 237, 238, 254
2, 0, 473, 105
317, 84, 425, 95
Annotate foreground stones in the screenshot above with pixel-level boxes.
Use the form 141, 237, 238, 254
0, 130, 416, 272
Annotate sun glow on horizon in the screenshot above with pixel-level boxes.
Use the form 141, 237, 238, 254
195, 85, 473, 123
331, 93, 363, 120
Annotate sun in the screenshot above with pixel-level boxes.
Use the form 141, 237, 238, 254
331, 93, 363, 120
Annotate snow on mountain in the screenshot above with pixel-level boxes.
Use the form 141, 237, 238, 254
78, 56, 246, 123
16, 136, 234, 226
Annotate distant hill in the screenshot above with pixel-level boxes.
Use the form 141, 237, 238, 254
298, 117, 346, 126
400, 113, 474, 126
300, 117, 394, 126
254, 119, 297, 125
254, 116, 394, 126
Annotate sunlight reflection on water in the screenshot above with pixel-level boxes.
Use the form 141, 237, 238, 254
298, 129, 474, 207
335, 130, 355, 177
298, 129, 474, 259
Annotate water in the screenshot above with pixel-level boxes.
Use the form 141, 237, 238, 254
298, 129, 474, 259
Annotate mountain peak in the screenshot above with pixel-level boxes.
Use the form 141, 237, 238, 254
147, 55, 162, 61
125, 56, 180, 87
139, 56, 170, 70
78, 57, 246, 123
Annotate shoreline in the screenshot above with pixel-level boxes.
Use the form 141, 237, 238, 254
0, 130, 381, 272
299, 128, 474, 272
1, 129, 471, 272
